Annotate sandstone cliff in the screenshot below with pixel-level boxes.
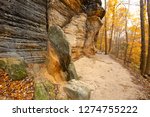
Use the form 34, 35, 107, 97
0, 0, 47, 63
0, 0, 105, 99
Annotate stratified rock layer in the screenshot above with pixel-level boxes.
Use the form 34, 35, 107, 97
0, 0, 47, 63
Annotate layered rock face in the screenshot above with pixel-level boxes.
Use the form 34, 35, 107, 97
0, 0, 47, 63
47, 0, 105, 99
0, 0, 105, 99
48, 0, 105, 60
63, 13, 87, 59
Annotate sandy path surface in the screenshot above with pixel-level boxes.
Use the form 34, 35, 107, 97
74, 54, 145, 100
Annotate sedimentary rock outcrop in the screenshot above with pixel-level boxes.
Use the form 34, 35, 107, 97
0, 0, 48, 63
63, 13, 87, 59
0, 0, 105, 99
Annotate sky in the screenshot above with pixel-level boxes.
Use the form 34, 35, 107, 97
101, 0, 141, 26
127, 0, 140, 17
122, 0, 140, 25
102, 0, 140, 17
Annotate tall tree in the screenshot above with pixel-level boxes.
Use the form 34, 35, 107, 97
145, 0, 150, 76
128, 26, 138, 63
108, 0, 118, 53
124, 0, 130, 64
140, 0, 146, 75
104, 0, 108, 54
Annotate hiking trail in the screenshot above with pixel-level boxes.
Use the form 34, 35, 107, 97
74, 54, 146, 100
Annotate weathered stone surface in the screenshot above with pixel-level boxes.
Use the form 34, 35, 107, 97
48, 26, 71, 73
48, 0, 76, 28
0, 57, 27, 80
64, 79, 91, 100
31, 63, 67, 100
61, 0, 82, 12
0, 0, 47, 63
63, 13, 87, 47
68, 62, 78, 80
81, 0, 105, 19
0, 60, 6, 70
46, 42, 66, 82
34, 83, 50, 100
30, 64, 56, 100
84, 16, 103, 55
0, 0, 105, 100
63, 13, 87, 59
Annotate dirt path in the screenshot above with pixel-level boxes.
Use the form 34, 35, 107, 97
74, 54, 146, 100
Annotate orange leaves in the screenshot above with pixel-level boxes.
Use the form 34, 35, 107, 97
0, 69, 34, 100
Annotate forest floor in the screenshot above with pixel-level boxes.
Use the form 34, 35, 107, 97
74, 54, 149, 100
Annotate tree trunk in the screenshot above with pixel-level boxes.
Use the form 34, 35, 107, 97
104, 0, 108, 55
124, 0, 130, 64
128, 27, 137, 64
124, 19, 129, 64
108, 3, 116, 53
145, 0, 150, 76
140, 0, 146, 75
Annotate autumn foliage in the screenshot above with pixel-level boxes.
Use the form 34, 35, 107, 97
0, 69, 34, 100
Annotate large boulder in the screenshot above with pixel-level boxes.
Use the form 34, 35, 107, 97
48, 26, 71, 73
64, 79, 91, 100
34, 82, 50, 100
31, 64, 56, 100
0, 56, 27, 81
46, 42, 66, 82
68, 62, 78, 80
47, 25, 78, 81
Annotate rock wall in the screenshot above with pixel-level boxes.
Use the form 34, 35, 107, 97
63, 13, 87, 59
0, 0, 105, 66
48, 0, 105, 60
0, 0, 105, 99
0, 0, 47, 63
46, 0, 105, 84
47, 0, 77, 28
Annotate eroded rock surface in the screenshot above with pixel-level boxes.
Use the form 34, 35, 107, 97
0, 56, 27, 81
0, 0, 48, 63
64, 79, 91, 100
0, 0, 105, 100
63, 13, 87, 59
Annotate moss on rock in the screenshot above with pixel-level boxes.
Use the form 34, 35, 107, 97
0, 58, 28, 81
43, 80, 55, 100
0, 60, 6, 70
8, 63, 27, 81
34, 78, 56, 100
34, 83, 49, 100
